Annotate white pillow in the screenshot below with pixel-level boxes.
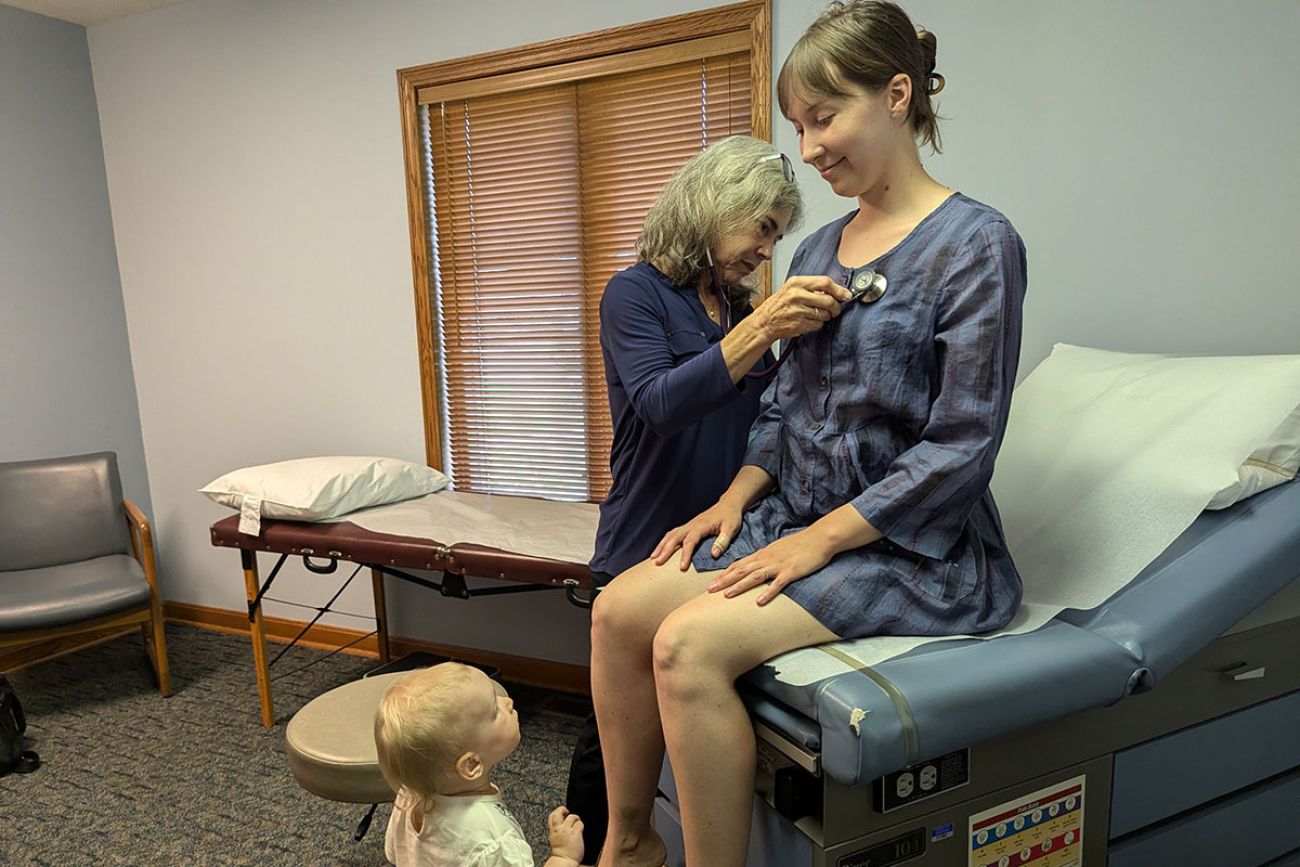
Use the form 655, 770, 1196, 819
1206, 404, 1300, 509
200, 456, 450, 535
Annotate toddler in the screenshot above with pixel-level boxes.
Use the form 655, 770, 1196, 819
375, 663, 584, 867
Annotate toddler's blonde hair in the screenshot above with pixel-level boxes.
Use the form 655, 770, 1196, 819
374, 663, 482, 814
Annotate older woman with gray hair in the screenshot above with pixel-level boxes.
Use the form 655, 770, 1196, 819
591, 134, 849, 579
565, 134, 850, 862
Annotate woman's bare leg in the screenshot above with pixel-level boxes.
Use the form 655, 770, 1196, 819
654, 588, 837, 867
590, 558, 711, 867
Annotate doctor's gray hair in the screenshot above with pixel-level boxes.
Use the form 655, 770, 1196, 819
636, 135, 803, 299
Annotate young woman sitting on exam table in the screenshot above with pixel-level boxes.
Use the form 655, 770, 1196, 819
589, 2, 1029, 866
566, 134, 852, 861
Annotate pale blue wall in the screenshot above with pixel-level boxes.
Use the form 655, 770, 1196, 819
0, 5, 151, 515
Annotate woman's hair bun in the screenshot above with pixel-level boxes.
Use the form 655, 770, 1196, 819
916, 29, 938, 76
916, 28, 942, 94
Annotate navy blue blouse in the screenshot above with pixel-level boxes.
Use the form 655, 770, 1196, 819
591, 262, 772, 576
693, 194, 1028, 639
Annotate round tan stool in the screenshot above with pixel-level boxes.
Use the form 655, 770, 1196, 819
285, 664, 506, 840
286, 671, 403, 806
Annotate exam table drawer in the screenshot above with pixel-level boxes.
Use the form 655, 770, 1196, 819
1107, 767, 1300, 867
1110, 689, 1300, 837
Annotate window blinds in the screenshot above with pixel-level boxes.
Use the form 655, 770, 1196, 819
427, 50, 752, 501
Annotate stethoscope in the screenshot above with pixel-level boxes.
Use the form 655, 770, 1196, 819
709, 261, 888, 378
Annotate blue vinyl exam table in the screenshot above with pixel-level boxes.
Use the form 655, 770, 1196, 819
654, 479, 1300, 867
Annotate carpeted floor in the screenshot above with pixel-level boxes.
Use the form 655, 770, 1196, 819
0, 624, 590, 866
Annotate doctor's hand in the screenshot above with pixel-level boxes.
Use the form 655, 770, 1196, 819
707, 528, 836, 606
751, 276, 852, 342
652, 498, 746, 571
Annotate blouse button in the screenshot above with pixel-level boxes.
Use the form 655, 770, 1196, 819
819, 376, 829, 388
801, 479, 810, 492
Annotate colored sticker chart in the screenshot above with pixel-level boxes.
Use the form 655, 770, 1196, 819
967, 775, 1084, 867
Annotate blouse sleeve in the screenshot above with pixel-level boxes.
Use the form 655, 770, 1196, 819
851, 220, 1027, 560
741, 379, 781, 478
741, 240, 814, 477
600, 271, 740, 438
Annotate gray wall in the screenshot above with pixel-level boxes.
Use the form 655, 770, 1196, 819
80, 0, 1299, 666
0, 5, 151, 513
775, 0, 1300, 367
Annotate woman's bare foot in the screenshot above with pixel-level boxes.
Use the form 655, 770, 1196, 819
596, 827, 667, 867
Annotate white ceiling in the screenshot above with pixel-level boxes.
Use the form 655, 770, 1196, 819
1, 0, 186, 26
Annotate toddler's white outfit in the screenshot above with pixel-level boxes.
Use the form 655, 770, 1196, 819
385, 785, 534, 866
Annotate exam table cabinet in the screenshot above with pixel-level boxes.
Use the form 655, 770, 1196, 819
658, 617, 1300, 866
652, 478, 1300, 867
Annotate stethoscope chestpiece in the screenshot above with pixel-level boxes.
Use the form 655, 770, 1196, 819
849, 269, 887, 304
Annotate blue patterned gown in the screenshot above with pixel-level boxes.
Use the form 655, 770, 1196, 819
692, 194, 1028, 639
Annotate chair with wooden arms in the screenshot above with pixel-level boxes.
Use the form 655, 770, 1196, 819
0, 452, 170, 694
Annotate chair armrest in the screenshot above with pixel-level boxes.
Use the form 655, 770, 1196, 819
123, 499, 161, 592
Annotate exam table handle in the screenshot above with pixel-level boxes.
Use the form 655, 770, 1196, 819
1216, 661, 1267, 682
566, 580, 597, 609
302, 555, 339, 575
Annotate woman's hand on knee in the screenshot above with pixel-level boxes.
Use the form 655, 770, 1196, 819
708, 530, 835, 605
652, 501, 744, 570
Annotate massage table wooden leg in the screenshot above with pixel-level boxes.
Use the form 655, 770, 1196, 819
371, 567, 391, 664
242, 549, 275, 726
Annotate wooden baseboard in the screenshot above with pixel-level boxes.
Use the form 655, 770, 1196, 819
164, 601, 592, 695
164, 600, 383, 656
3, 603, 592, 696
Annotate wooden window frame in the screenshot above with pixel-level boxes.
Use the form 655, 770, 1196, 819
396, 0, 771, 473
